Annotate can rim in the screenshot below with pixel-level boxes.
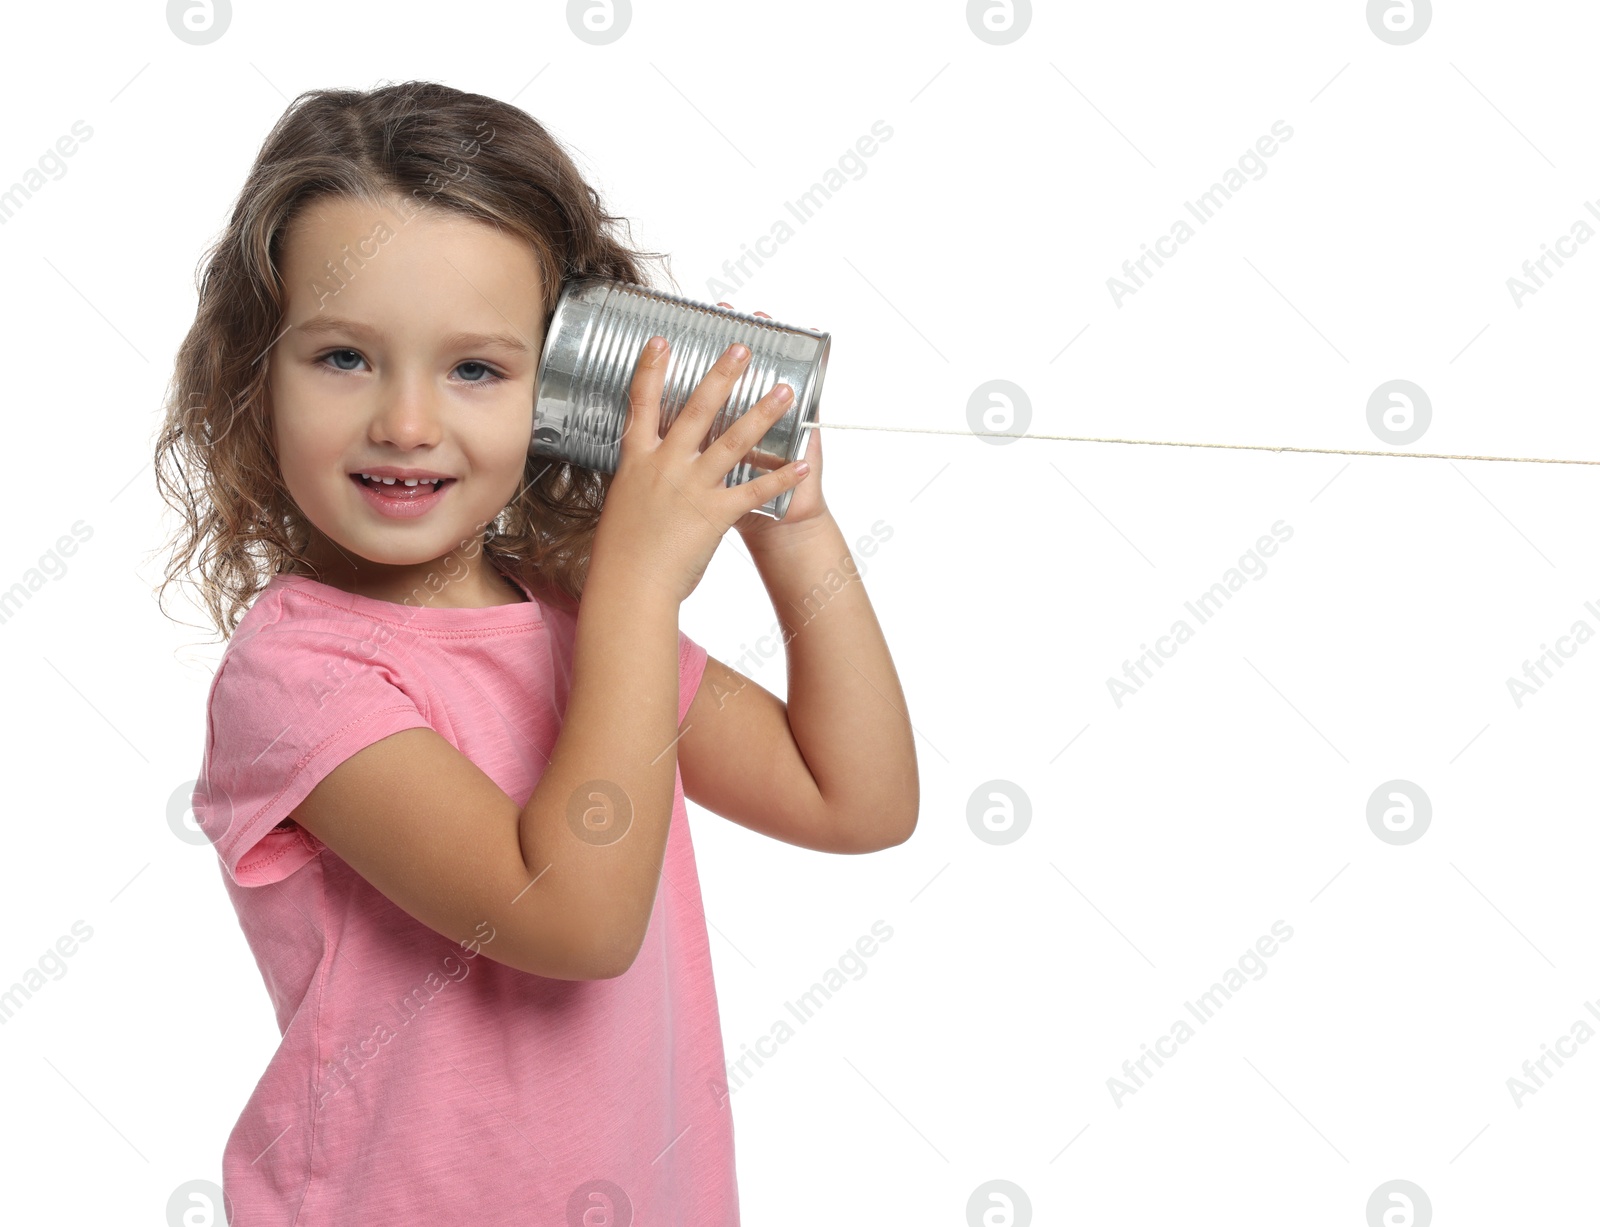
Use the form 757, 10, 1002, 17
787, 333, 830, 464
535, 276, 610, 390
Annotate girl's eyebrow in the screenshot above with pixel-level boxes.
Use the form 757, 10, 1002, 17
295, 315, 532, 354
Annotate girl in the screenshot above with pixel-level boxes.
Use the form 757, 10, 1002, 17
156, 81, 918, 1225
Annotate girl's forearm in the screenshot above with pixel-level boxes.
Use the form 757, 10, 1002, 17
521, 552, 681, 977
747, 512, 919, 845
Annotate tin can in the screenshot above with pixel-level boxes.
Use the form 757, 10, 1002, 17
532, 277, 830, 520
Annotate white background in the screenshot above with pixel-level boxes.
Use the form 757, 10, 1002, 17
2, 1, 1597, 1223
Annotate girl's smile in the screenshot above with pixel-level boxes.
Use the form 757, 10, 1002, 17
349, 469, 457, 518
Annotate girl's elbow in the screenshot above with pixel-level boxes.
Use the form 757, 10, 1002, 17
829, 804, 917, 853
889, 773, 920, 846
886, 804, 918, 848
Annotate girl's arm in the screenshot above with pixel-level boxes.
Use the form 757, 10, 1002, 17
678, 510, 919, 854
282, 545, 687, 983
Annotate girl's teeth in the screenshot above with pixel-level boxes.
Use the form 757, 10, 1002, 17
359, 474, 441, 487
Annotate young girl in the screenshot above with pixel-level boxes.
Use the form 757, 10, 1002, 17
156, 81, 918, 1225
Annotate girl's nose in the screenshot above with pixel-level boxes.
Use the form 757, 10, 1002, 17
370, 373, 444, 448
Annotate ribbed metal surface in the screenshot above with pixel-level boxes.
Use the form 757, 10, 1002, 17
532, 278, 830, 520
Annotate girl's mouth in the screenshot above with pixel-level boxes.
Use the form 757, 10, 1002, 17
350, 473, 456, 519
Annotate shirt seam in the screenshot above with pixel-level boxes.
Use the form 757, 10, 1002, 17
276, 583, 546, 638
288, 857, 331, 1226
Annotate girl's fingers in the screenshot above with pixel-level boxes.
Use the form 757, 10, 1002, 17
736, 459, 809, 515
666, 342, 754, 457
621, 336, 668, 455
704, 380, 795, 474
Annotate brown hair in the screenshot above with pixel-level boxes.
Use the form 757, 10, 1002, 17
152, 79, 673, 641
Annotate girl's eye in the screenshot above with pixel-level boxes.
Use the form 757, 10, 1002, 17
315, 351, 504, 385
321, 348, 366, 372
454, 360, 502, 384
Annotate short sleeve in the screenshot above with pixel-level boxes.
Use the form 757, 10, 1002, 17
678, 628, 709, 724
192, 623, 433, 887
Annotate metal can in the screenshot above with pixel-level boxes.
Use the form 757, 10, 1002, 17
532, 277, 830, 520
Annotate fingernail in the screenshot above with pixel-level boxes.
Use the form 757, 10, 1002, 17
730, 343, 750, 361
795, 461, 810, 475
646, 336, 666, 354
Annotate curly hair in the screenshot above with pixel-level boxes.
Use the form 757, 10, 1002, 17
152, 80, 673, 641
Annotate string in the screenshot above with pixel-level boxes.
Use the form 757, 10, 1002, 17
798, 420, 1599, 467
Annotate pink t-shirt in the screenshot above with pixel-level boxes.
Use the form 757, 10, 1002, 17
191, 566, 738, 1225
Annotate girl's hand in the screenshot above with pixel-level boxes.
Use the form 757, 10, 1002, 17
714, 303, 831, 547
588, 335, 810, 605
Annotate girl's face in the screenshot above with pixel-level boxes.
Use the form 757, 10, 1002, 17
267, 192, 543, 605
